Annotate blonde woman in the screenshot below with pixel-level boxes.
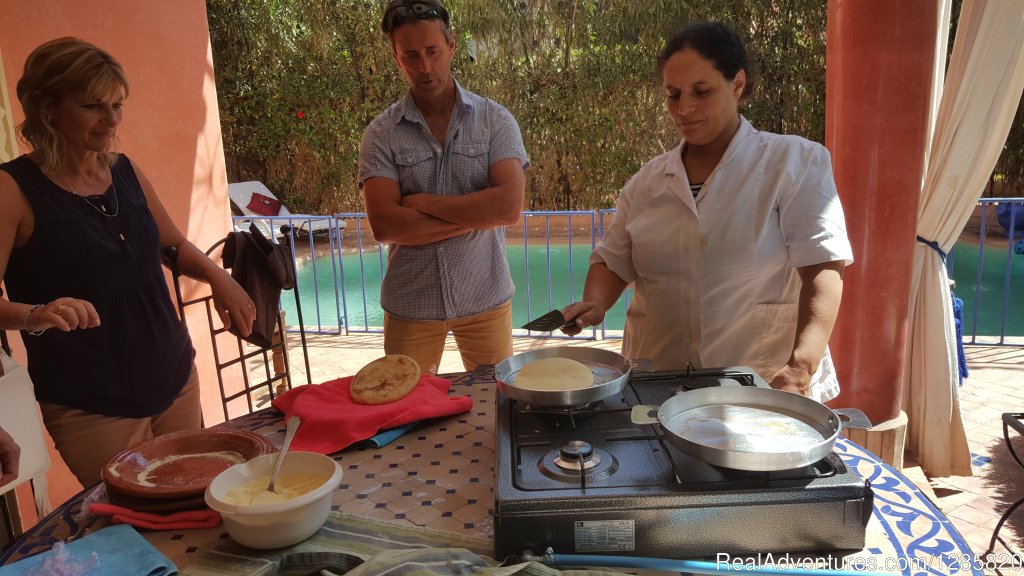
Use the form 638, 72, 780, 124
0, 38, 254, 486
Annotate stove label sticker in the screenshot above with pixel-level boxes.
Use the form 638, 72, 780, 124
574, 520, 635, 552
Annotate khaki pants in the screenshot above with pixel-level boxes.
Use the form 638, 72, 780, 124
384, 300, 513, 373
40, 363, 202, 487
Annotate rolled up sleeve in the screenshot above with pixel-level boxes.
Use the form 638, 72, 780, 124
591, 177, 638, 284
779, 144, 854, 268
358, 118, 398, 188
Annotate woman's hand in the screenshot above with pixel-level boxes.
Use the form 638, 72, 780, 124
210, 273, 255, 337
559, 301, 606, 336
26, 298, 101, 333
768, 363, 813, 397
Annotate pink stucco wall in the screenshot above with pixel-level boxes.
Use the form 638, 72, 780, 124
0, 0, 232, 525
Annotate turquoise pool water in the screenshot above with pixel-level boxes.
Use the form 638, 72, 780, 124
281, 243, 628, 332
280, 241, 1021, 337
949, 240, 1024, 338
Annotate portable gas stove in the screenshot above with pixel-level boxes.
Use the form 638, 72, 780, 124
493, 366, 873, 560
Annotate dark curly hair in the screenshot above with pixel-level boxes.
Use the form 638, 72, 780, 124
657, 21, 756, 103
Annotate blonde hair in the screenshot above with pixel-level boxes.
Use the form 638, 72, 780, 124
15, 37, 129, 172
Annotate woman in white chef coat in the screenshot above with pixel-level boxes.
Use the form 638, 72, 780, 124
562, 21, 853, 403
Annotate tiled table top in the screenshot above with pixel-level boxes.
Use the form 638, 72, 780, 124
1, 367, 987, 575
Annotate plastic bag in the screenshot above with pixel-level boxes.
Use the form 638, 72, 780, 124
26, 541, 99, 576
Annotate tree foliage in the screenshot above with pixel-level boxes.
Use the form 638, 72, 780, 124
206, 0, 1021, 213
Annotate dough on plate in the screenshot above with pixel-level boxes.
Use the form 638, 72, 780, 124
351, 354, 421, 405
515, 357, 594, 391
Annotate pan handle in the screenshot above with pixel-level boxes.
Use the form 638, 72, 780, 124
630, 405, 660, 425
629, 358, 655, 372
834, 408, 872, 430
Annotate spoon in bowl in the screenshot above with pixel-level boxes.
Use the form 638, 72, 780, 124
267, 416, 301, 494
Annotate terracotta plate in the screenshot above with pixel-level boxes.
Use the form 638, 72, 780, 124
103, 429, 275, 500
105, 487, 207, 513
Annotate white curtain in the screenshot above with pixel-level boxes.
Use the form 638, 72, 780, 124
905, 0, 1024, 477
0, 45, 21, 163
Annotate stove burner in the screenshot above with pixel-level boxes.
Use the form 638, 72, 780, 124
539, 445, 617, 483
496, 366, 873, 560
517, 400, 606, 429
554, 441, 600, 471
522, 401, 602, 414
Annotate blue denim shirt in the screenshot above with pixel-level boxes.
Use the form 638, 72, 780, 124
358, 81, 529, 320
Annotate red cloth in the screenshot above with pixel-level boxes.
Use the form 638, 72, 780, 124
246, 191, 282, 216
271, 375, 472, 454
89, 503, 222, 530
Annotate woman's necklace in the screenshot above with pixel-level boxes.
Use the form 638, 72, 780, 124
58, 171, 120, 218
57, 170, 126, 242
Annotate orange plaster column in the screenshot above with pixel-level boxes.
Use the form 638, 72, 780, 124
825, 0, 938, 425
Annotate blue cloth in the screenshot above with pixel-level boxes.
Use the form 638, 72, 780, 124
952, 292, 969, 385
361, 421, 419, 448
996, 202, 1024, 238
916, 236, 969, 385
0, 524, 177, 575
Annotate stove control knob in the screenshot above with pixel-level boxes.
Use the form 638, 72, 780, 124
559, 440, 593, 462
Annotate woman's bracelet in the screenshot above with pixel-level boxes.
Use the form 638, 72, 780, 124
23, 304, 45, 336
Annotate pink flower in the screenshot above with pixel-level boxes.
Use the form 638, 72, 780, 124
296, 111, 306, 119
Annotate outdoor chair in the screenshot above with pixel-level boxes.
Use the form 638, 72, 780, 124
162, 228, 312, 421
227, 181, 340, 239
985, 413, 1024, 573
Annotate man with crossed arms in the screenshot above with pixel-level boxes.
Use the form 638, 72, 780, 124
358, 0, 529, 373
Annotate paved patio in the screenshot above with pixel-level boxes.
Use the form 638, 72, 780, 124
269, 332, 1024, 561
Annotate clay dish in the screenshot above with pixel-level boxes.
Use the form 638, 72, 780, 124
103, 429, 274, 500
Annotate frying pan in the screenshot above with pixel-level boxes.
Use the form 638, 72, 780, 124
631, 386, 871, 471
495, 346, 631, 407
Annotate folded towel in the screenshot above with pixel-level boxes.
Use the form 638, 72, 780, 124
0, 524, 177, 576
89, 502, 222, 530
272, 375, 472, 454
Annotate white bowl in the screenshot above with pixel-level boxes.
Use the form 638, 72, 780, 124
205, 451, 342, 549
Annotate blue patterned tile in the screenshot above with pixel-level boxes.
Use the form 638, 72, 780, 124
970, 452, 992, 467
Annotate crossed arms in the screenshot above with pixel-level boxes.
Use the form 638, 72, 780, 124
362, 157, 525, 246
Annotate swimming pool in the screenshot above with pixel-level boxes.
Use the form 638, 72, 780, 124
279, 240, 1021, 338
280, 242, 627, 334
948, 240, 1024, 339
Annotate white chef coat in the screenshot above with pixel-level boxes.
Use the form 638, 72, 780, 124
592, 116, 853, 402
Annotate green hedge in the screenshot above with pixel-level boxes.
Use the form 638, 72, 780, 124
207, 0, 1022, 213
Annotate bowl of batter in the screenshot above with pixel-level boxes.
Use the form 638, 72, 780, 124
205, 451, 342, 549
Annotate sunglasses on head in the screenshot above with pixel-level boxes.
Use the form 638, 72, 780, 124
382, 1, 450, 34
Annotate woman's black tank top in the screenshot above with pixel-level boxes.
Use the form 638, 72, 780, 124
1, 154, 194, 417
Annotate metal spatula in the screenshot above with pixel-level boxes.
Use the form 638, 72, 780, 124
521, 309, 574, 331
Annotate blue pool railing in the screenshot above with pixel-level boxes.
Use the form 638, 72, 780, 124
946, 198, 1024, 346
232, 200, 1023, 348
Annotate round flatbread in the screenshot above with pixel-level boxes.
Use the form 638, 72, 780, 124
514, 357, 595, 391
351, 354, 421, 405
